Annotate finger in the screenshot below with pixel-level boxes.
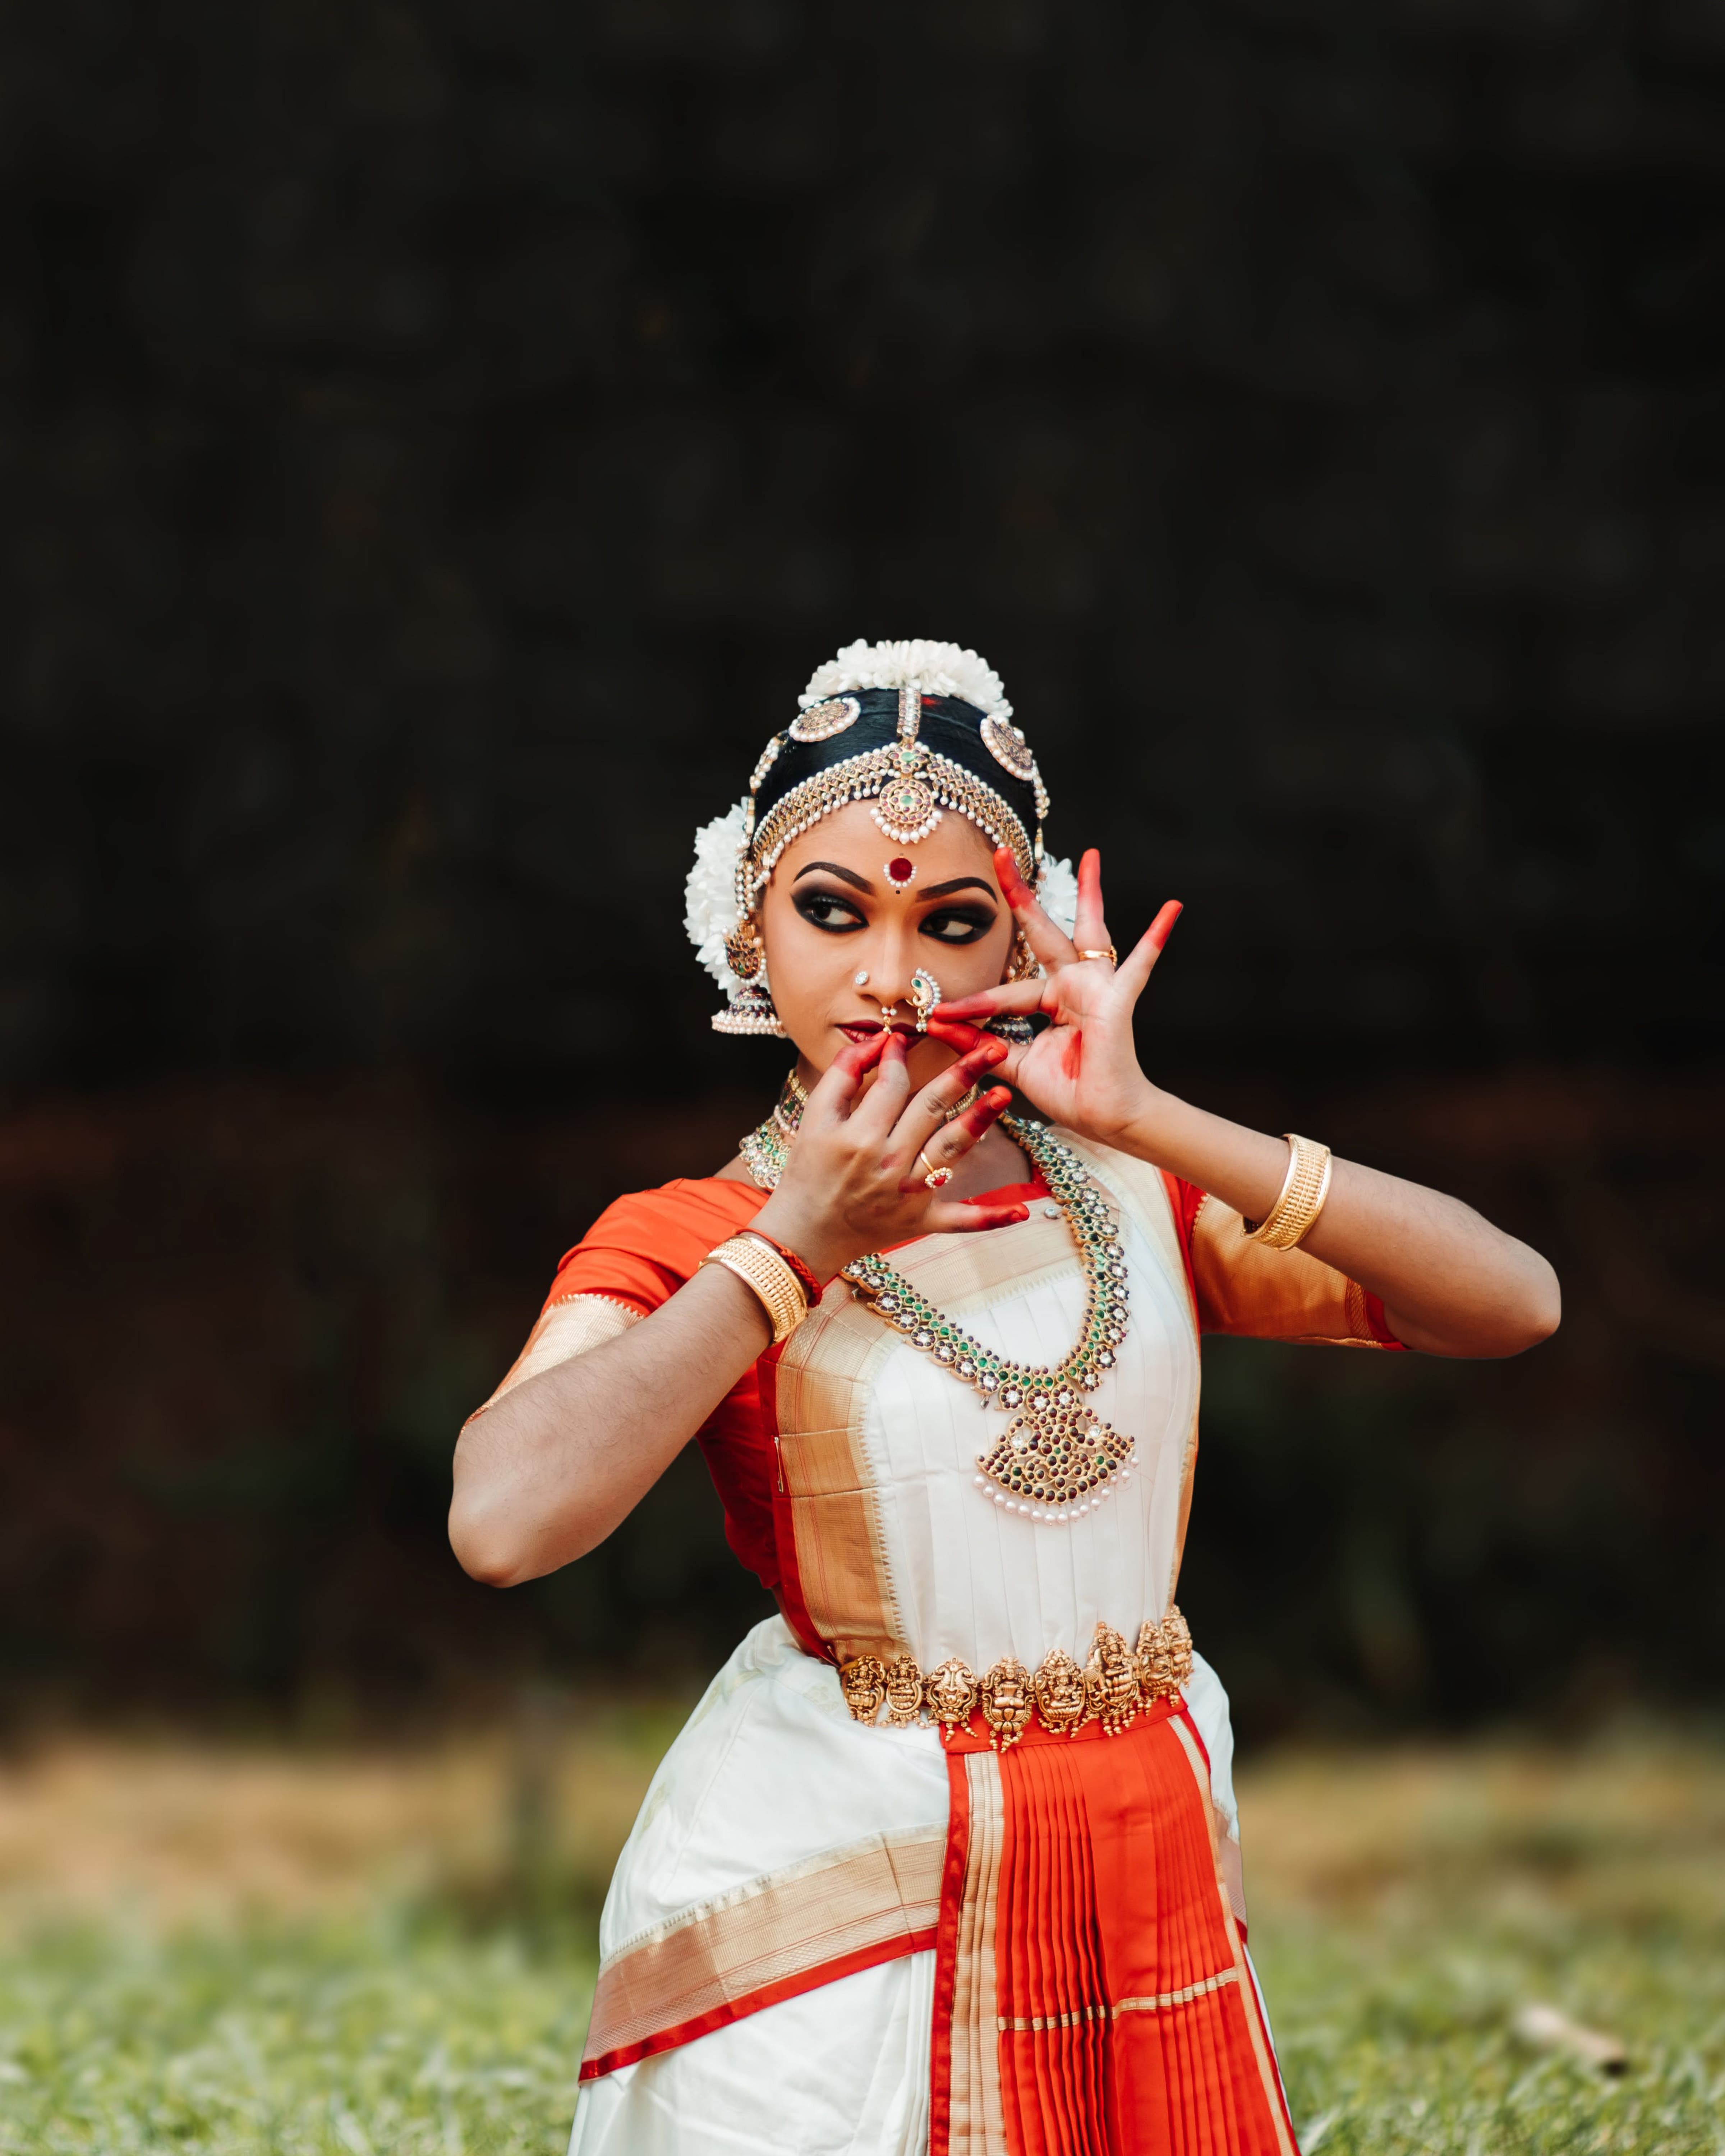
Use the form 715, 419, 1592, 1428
847, 1027, 912, 1136
1071, 848, 1110, 958
921, 1015, 990, 1054
994, 846, 1076, 972
922, 1014, 1031, 1091
925, 1198, 1032, 1235
804, 1032, 886, 1125
929, 980, 1047, 1021
897, 1084, 1012, 1192
1113, 900, 1183, 1003
893, 1039, 1010, 1144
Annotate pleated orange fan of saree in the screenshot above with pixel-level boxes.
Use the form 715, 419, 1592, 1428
932, 1701, 1299, 2156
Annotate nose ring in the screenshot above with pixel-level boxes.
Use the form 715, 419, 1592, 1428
854, 969, 870, 986
908, 968, 942, 1033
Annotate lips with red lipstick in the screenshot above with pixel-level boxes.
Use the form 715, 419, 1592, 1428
837, 1019, 920, 1044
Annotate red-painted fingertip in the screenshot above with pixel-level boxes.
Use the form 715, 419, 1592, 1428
1148, 899, 1183, 952
960, 1038, 1009, 1072
838, 1030, 887, 1070
992, 845, 1031, 909
926, 1016, 988, 1050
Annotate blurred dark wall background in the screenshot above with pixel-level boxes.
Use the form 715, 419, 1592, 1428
2, 1, 1721, 1736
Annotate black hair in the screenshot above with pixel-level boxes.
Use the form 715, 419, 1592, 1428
753, 688, 1040, 845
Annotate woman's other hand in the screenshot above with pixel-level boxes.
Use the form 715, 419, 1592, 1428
751, 1032, 1028, 1281
930, 847, 1180, 1148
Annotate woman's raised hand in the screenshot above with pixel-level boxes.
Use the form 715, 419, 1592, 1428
751, 1033, 1028, 1282
929, 848, 1181, 1146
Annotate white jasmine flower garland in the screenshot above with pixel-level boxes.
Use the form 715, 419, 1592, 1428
800, 639, 1011, 721
686, 799, 754, 990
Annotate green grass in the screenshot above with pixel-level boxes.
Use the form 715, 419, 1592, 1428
1264, 1911, 1725, 2155
0, 1731, 1720, 2152
0, 1917, 590, 2155
1248, 1740, 1725, 2156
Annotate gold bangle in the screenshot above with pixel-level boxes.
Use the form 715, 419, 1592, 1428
700, 1234, 809, 1342
1243, 1134, 1333, 1251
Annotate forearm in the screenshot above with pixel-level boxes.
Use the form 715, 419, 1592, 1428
449, 1265, 772, 1586
1114, 1087, 1560, 1357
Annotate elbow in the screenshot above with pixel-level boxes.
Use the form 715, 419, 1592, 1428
448, 1491, 539, 1590
1495, 1260, 1563, 1357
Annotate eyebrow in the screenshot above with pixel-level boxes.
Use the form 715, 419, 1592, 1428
791, 864, 1000, 902
793, 861, 873, 893
920, 876, 998, 900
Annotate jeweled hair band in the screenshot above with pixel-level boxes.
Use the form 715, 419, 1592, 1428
734, 678, 1046, 918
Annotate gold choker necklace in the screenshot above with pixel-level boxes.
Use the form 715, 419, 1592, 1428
738, 1069, 807, 1190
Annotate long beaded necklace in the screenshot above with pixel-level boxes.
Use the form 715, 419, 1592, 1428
737, 1076, 1135, 1524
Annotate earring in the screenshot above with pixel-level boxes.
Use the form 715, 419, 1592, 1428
1006, 929, 1040, 983
713, 915, 789, 1037
713, 980, 787, 1036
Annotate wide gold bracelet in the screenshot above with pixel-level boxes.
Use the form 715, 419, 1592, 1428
1243, 1133, 1333, 1251
700, 1233, 809, 1343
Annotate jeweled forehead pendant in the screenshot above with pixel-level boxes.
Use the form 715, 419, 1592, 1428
871, 682, 944, 847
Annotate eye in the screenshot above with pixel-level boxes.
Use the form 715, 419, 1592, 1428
921, 906, 997, 946
793, 888, 866, 933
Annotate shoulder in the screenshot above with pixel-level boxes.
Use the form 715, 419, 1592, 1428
543, 1174, 768, 1318
570, 1175, 767, 1263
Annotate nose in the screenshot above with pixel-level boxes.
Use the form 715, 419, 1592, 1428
850, 920, 924, 1017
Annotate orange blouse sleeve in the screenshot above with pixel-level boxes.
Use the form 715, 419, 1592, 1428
1167, 1176, 1405, 1349
465, 1176, 788, 1611
543, 1177, 770, 1316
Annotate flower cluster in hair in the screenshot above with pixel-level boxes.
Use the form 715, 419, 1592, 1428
799, 639, 1011, 721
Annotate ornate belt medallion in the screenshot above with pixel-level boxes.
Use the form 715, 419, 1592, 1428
838, 1613, 1195, 1751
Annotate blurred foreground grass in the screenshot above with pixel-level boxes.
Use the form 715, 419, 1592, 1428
0, 1714, 1720, 2153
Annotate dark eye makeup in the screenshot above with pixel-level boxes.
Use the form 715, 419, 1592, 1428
792, 884, 998, 944
793, 887, 866, 933
920, 906, 997, 945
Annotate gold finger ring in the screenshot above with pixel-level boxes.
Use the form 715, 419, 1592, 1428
917, 1149, 953, 1190
942, 1082, 982, 1122
1079, 945, 1118, 966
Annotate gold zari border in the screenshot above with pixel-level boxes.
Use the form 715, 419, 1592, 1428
839, 1612, 1194, 1751
583, 1825, 945, 2067
998, 1966, 1239, 2030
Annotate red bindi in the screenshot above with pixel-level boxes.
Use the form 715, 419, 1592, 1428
886, 857, 916, 888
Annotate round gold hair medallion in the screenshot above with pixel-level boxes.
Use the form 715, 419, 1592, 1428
790, 696, 860, 743
980, 714, 1037, 783
871, 774, 943, 846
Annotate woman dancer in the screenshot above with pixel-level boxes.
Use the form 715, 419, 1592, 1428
451, 640, 1558, 2156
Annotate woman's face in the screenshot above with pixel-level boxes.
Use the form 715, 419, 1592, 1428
760, 800, 1016, 1082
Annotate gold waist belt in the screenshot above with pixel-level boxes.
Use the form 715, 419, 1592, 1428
838, 1610, 1194, 1752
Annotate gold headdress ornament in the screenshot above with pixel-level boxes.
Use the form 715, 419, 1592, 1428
685, 640, 1075, 1035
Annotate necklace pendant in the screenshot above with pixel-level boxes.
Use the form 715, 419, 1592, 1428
976, 1399, 1135, 1520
